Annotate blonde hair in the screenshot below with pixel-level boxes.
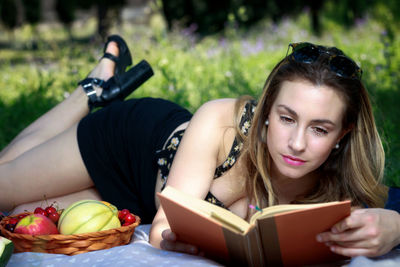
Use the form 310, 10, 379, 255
236, 53, 387, 211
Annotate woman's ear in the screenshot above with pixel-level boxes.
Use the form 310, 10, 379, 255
337, 124, 354, 143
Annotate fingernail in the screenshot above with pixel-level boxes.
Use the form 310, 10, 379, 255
316, 235, 322, 242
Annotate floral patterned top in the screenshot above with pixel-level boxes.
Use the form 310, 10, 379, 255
155, 100, 257, 209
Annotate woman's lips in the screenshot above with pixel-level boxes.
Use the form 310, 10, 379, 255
282, 155, 306, 166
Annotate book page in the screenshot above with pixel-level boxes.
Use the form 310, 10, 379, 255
159, 186, 250, 233
249, 201, 343, 225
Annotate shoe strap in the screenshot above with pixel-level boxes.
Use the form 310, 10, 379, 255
102, 52, 119, 64
78, 78, 106, 110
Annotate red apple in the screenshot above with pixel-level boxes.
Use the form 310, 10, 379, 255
14, 214, 59, 235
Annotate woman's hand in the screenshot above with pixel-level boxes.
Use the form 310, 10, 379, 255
160, 229, 204, 255
316, 208, 400, 257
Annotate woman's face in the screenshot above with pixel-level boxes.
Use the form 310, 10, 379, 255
267, 79, 347, 181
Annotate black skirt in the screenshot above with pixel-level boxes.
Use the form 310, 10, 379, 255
77, 97, 192, 223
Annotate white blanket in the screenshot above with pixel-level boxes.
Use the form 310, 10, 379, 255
7, 224, 221, 267
6, 224, 400, 267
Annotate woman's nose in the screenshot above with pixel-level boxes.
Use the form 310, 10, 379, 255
289, 127, 306, 152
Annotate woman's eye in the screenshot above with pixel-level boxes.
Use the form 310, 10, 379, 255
280, 116, 294, 123
313, 127, 328, 136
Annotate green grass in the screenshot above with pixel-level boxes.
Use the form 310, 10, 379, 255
0, 11, 399, 186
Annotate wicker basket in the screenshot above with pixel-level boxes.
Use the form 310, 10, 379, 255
0, 213, 140, 256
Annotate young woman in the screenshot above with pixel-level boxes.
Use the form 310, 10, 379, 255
0, 38, 389, 257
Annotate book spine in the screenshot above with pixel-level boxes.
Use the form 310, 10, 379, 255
257, 217, 283, 266
222, 226, 264, 266
246, 226, 265, 267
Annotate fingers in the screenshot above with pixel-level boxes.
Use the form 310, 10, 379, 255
160, 239, 199, 254
316, 209, 400, 258
331, 209, 367, 233
160, 229, 200, 255
317, 210, 382, 243
328, 244, 380, 257
317, 228, 359, 243
161, 228, 176, 241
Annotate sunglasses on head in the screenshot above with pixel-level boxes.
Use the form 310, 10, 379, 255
287, 42, 363, 80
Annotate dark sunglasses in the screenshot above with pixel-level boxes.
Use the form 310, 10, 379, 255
287, 42, 363, 80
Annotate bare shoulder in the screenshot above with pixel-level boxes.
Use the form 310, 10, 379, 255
193, 98, 237, 127
165, 98, 238, 191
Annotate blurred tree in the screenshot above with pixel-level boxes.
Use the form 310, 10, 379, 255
159, 0, 400, 37
160, 0, 306, 35
161, 0, 188, 30
21, 0, 41, 49
96, 0, 126, 40
54, 0, 128, 41
55, 0, 76, 39
230, 0, 270, 27
370, 0, 399, 40
309, 0, 323, 36
191, 0, 230, 34
78, 0, 95, 9
324, 0, 372, 28
161, 0, 230, 35
63, 0, 126, 40
22, 0, 41, 25
0, 0, 18, 40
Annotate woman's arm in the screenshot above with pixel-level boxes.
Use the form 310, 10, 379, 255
316, 208, 400, 257
149, 99, 236, 252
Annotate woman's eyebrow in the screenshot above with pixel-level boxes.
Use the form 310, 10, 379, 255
277, 104, 336, 126
277, 104, 297, 117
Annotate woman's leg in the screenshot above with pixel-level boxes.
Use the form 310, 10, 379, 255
0, 123, 93, 212
0, 42, 120, 164
11, 188, 102, 215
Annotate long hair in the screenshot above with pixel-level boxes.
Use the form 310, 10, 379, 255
236, 48, 387, 212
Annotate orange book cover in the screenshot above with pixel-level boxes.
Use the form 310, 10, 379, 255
259, 202, 350, 266
157, 189, 230, 262
158, 186, 351, 266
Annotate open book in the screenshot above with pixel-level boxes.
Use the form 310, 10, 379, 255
158, 186, 351, 266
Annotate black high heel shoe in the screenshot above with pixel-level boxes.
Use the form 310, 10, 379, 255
78, 35, 154, 110
79, 60, 154, 110
92, 60, 154, 108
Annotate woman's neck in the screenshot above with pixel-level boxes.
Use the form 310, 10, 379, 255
270, 165, 319, 204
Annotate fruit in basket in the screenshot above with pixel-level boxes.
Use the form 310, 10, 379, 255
8, 218, 19, 225
58, 200, 121, 235
14, 214, 59, 235
48, 212, 61, 224
34, 207, 48, 217
5, 223, 16, 233
118, 209, 130, 220
101, 201, 118, 214
121, 212, 136, 226
45, 206, 58, 216
0, 237, 14, 267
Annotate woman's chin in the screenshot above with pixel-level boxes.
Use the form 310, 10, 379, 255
274, 165, 309, 181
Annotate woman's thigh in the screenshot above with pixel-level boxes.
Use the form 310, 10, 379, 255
0, 123, 94, 211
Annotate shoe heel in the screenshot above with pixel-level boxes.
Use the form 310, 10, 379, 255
118, 60, 154, 99
101, 60, 154, 102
